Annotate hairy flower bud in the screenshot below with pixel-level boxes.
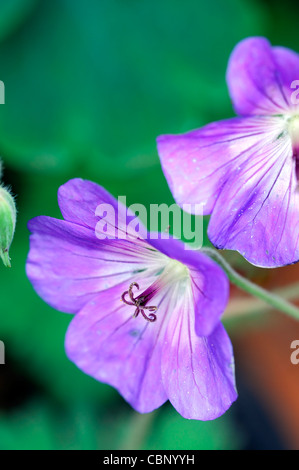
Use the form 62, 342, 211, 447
0, 186, 16, 267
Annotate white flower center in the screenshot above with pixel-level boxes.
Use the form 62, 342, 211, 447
288, 115, 299, 150
121, 257, 189, 322
160, 258, 189, 284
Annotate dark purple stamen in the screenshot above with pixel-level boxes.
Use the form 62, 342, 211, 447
121, 282, 158, 322
294, 150, 299, 182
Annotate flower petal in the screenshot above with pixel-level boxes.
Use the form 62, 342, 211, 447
226, 37, 299, 116
58, 178, 148, 241
65, 279, 171, 413
27, 216, 164, 313
161, 304, 237, 420
157, 116, 283, 215
149, 237, 229, 336
272, 46, 299, 114
208, 132, 299, 267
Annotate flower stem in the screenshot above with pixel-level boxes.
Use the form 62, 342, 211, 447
119, 410, 157, 450
202, 247, 299, 321
224, 281, 299, 319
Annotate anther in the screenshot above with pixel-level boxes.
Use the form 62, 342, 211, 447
121, 282, 158, 322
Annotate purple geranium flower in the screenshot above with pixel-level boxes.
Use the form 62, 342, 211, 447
157, 37, 299, 268
26, 178, 237, 420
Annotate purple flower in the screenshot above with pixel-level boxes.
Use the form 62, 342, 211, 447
26, 178, 237, 420
157, 37, 299, 268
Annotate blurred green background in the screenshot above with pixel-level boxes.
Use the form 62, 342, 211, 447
0, 0, 297, 450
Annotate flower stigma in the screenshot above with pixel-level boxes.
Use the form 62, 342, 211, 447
121, 258, 189, 323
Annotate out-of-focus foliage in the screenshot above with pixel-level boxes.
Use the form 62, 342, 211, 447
0, 401, 242, 450
0, 0, 37, 42
0, 0, 262, 178
0, 0, 294, 450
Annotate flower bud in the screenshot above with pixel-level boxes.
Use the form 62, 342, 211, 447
0, 186, 16, 267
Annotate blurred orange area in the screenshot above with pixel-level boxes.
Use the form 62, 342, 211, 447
230, 261, 299, 450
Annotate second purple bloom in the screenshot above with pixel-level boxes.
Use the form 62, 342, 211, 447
157, 37, 299, 268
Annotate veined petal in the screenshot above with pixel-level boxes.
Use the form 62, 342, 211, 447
227, 37, 299, 116
149, 237, 229, 336
65, 278, 173, 413
26, 216, 165, 313
58, 178, 148, 242
208, 132, 299, 267
157, 116, 284, 215
161, 297, 237, 420
272, 46, 299, 114
65, 267, 233, 417
26, 178, 236, 419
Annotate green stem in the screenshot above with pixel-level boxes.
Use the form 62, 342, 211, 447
202, 247, 299, 321
119, 410, 157, 450
225, 281, 299, 319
